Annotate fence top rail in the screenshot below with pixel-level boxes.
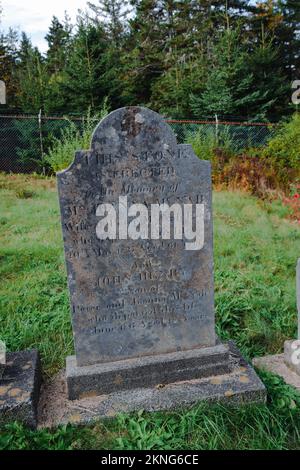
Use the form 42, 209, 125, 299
0, 114, 279, 127
166, 119, 279, 127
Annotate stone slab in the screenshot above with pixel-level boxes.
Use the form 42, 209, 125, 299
284, 340, 300, 375
253, 353, 300, 391
66, 343, 232, 400
57, 107, 215, 367
38, 342, 266, 428
0, 350, 41, 429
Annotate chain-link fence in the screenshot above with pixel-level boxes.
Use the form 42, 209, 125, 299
0, 114, 278, 174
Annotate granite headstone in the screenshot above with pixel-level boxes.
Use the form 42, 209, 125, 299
57, 107, 265, 402
58, 107, 215, 368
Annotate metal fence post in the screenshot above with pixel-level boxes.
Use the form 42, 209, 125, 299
215, 114, 219, 145
38, 109, 45, 175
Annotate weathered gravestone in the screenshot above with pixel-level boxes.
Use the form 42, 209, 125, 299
57, 107, 265, 406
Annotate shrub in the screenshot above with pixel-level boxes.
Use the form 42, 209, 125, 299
186, 125, 235, 162
214, 154, 282, 197
263, 113, 300, 171
187, 114, 300, 200
45, 102, 109, 173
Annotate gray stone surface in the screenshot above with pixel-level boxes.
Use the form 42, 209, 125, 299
57, 107, 215, 367
284, 340, 300, 376
38, 342, 266, 428
66, 343, 232, 400
253, 352, 300, 390
0, 350, 41, 429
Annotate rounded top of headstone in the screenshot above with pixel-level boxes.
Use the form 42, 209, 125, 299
91, 106, 177, 150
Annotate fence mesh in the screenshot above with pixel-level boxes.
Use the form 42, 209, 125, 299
0, 114, 278, 174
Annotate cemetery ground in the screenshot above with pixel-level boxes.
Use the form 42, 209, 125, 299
0, 173, 300, 450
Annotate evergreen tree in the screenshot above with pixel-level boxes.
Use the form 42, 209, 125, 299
18, 32, 32, 63
276, 0, 300, 78
45, 16, 71, 74
0, 0, 298, 119
121, 0, 166, 105
59, 18, 109, 112
190, 29, 260, 118
247, 41, 290, 119
87, 0, 130, 45
17, 43, 48, 113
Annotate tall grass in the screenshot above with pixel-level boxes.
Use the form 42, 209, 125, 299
45, 102, 109, 173
186, 125, 235, 161
186, 114, 300, 200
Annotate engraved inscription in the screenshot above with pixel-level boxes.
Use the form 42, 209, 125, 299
57, 107, 215, 366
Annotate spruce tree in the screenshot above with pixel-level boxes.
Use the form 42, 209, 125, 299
16, 44, 48, 112
87, 0, 130, 45
190, 29, 260, 119
60, 18, 110, 112
45, 16, 71, 74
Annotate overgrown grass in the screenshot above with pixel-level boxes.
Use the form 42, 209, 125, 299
0, 174, 300, 449
45, 104, 108, 173
187, 113, 300, 207
187, 125, 235, 162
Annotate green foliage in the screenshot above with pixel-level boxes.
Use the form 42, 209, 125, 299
1, 0, 299, 119
190, 30, 254, 117
16, 42, 49, 113
186, 125, 235, 161
0, 423, 76, 450
59, 22, 110, 113
113, 393, 300, 450
45, 16, 71, 75
261, 370, 300, 410
45, 104, 108, 173
263, 113, 300, 170
115, 410, 174, 450
189, 29, 288, 121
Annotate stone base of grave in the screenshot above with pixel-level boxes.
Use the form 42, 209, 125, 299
37, 342, 266, 429
284, 340, 300, 376
253, 351, 300, 391
66, 342, 233, 400
0, 350, 42, 429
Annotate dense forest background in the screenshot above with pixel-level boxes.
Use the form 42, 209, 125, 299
0, 0, 299, 120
